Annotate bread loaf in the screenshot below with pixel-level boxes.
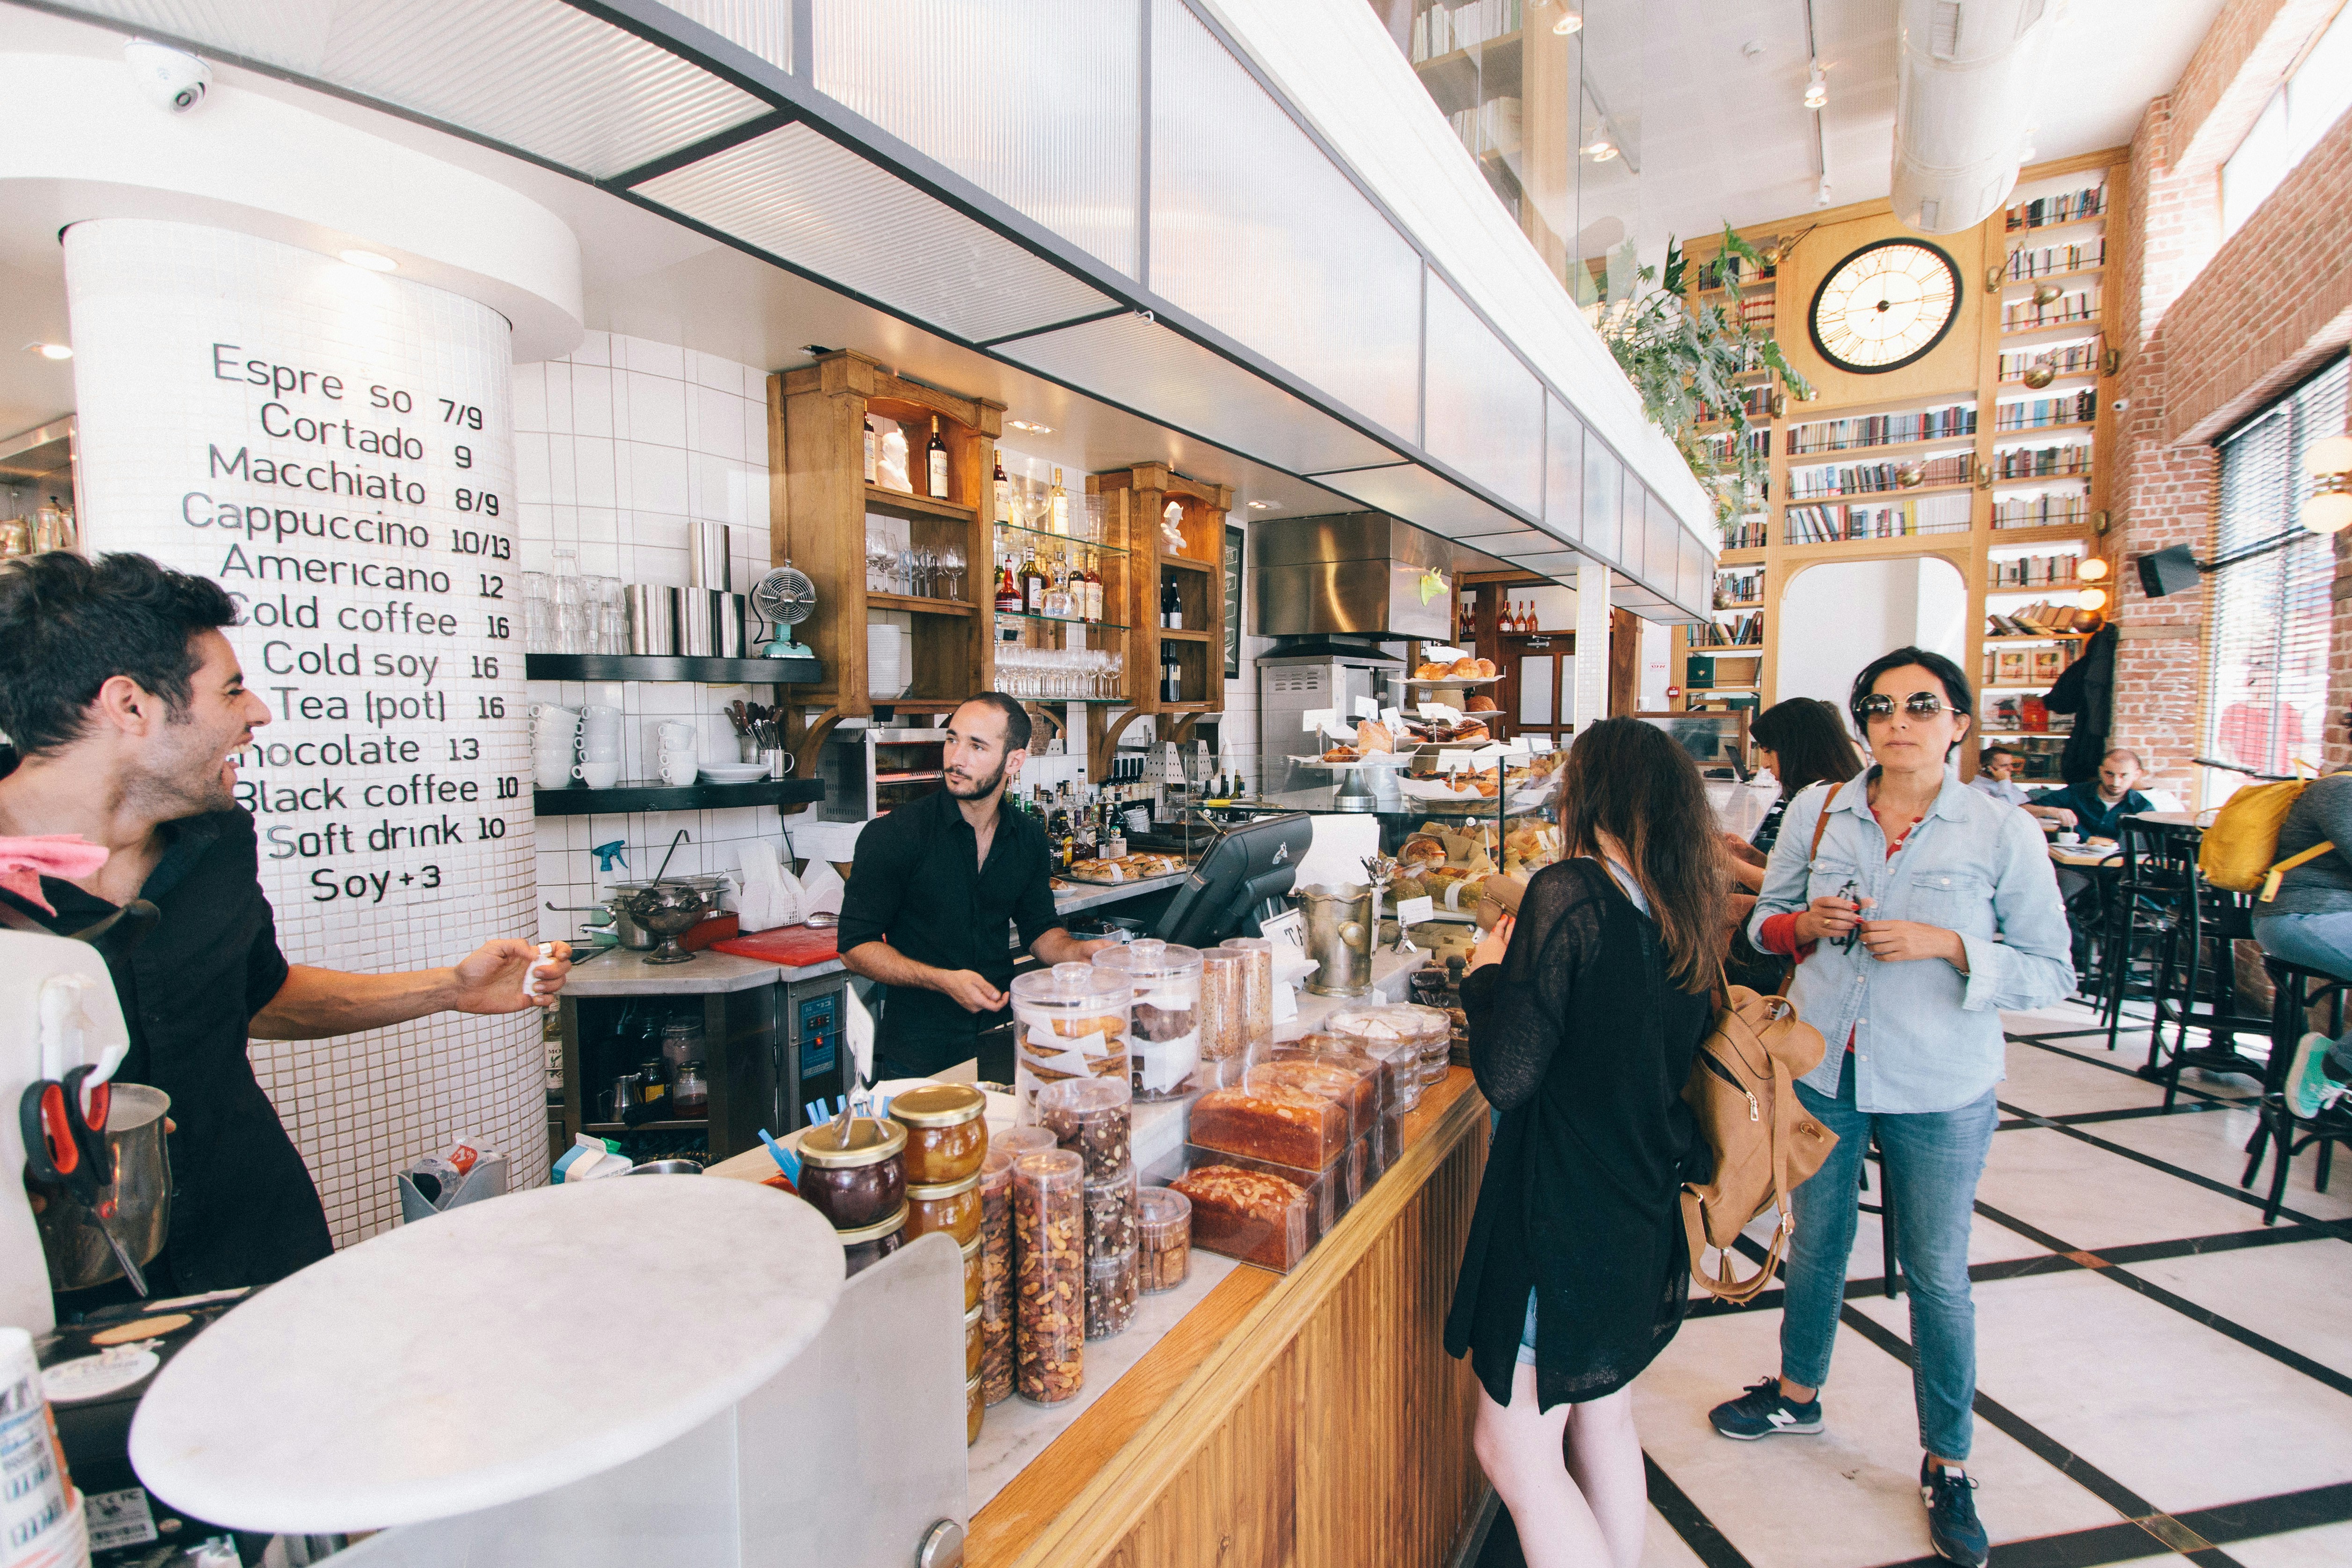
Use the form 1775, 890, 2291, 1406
1189, 1082, 1348, 1170
1172, 1164, 1311, 1270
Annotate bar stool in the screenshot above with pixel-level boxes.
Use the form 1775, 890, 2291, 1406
1856, 1133, 1899, 1299
2100, 816, 2190, 1052
2134, 818, 2271, 1108
2244, 956, 2352, 1224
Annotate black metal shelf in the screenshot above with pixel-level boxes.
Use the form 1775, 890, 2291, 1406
524, 653, 822, 684
534, 778, 825, 816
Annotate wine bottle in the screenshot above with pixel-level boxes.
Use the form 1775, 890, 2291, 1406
863, 415, 879, 484
995, 552, 1021, 614
1161, 643, 1183, 703
1022, 544, 1046, 615
1049, 466, 1069, 535
1082, 551, 1103, 623
926, 416, 949, 500
993, 451, 1012, 526
1161, 578, 1181, 630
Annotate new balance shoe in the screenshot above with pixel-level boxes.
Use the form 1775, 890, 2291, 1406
1708, 1377, 1823, 1440
2286, 1032, 2352, 1120
1921, 1457, 1989, 1567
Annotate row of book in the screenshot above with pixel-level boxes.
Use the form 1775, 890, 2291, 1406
1737, 297, 1776, 330
1692, 612, 1764, 647
2005, 186, 2106, 232
1992, 444, 2092, 480
2004, 293, 2099, 330
1695, 254, 1775, 291
1999, 341, 2102, 381
1987, 601, 2088, 635
1698, 428, 1771, 466
1994, 390, 2097, 431
1446, 95, 1522, 158
1784, 493, 1971, 543
1713, 569, 1764, 607
1985, 644, 2076, 685
1408, 0, 1521, 59
2003, 238, 2106, 278
1788, 451, 1972, 498
1989, 552, 2081, 586
1722, 518, 1770, 550
1993, 494, 2091, 528
1785, 403, 1976, 455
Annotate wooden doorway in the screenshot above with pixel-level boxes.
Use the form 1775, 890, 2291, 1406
1502, 634, 1575, 749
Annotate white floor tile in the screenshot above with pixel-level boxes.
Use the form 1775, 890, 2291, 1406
2086, 1105, 2352, 1224
2125, 1240, 2352, 1374
1637, 1506, 1707, 1568
1975, 1127, 2274, 1250
2230, 1519, 2352, 1566
1997, 1038, 2173, 1118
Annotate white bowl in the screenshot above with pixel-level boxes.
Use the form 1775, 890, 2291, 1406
697, 762, 772, 784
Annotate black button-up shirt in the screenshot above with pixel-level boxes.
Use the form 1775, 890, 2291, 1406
836, 786, 1063, 1076
0, 785, 332, 1293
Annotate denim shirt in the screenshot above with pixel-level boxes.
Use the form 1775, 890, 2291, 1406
1747, 769, 2075, 1114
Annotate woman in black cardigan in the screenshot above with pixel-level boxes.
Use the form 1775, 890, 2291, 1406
1445, 718, 1728, 1568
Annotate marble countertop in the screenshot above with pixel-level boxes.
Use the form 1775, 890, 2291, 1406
559, 945, 788, 996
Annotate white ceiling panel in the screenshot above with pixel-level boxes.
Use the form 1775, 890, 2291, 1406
1310, 462, 1547, 544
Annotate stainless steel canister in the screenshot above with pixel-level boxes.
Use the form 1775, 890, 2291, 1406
34, 1084, 172, 1293
679, 586, 716, 657
718, 593, 749, 658
626, 584, 678, 655
1297, 883, 1374, 996
689, 521, 732, 591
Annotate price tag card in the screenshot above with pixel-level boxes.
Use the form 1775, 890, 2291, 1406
1417, 702, 1463, 723
1420, 645, 1466, 664
1380, 706, 1403, 729
1499, 736, 1531, 755
1260, 907, 1309, 958
1352, 695, 1377, 718
1472, 742, 1510, 760
1436, 749, 1474, 773
1301, 706, 1337, 733
1394, 894, 1435, 926
1527, 733, 1554, 752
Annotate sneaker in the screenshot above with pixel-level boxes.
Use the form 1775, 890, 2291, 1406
1921, 1458, 1989, 1568
2286, 1033, 2352, 1120
1708, 1377, 1823, 1440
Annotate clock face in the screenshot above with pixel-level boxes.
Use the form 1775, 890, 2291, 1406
1808, 239, 1962, 374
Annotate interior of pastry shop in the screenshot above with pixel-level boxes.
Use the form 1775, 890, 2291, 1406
0, 2, 1727, 1566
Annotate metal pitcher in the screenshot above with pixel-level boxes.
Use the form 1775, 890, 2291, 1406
1297, 883, 1374, 996
36, 1083, 172, 1294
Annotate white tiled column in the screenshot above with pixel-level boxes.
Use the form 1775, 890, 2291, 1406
66, 219, 543, 1244
1572, 560, 1610, 731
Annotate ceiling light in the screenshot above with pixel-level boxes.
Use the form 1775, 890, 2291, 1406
2076, 556, 2110, 582
1553, 7, 1583, 35
1583, 140, 1618, 161
339, 249, 397, 272
1803, 61, 1828, 110
1247, 499, 1276, 510
2077, 586, 2108, 613
27, 342, 72, 361
1007, 418, 1053, 434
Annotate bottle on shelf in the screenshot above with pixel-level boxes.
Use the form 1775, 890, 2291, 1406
1161, 642, 1183, 704
1082, 551, 1103, 624
995, 552, 1022, 614
1022, 543, 1047, 615
863, 415, 879, 485
925, 416, 950, 500
1460, 600, 1476, 639
1160, 577, 1182, 630
1048, 467, 1070, 536
993, 451, 1012, 526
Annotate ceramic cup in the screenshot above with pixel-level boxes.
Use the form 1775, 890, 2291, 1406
535, 753, 573, 790
578, 759, 622, 789
655, 720, 695, 752
659, 751, 696, 787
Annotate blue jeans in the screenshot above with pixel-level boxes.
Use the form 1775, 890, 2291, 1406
2252, 913, 2352, 1075
1780, 1061, 2000, 1460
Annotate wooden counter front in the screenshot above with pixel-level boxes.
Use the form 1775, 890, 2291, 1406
969, 1068, 1493, 1567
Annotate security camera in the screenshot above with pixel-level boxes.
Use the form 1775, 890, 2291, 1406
125, 39, 210, 113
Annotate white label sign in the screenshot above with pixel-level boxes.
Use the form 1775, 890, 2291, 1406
1394, 895, 1435, 925
1301, 706, 1337, 733
1437, 749, 1475, 773
1352, 695, 1377, 717
1529, 734, 1555, 753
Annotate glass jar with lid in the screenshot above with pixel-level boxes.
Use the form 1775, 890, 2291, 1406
659, 1015, 706, 1076
961, 1231, 983, 1312
1010, 962, 1132, 1114
888, 1083, 989, 1185
796, 1115, 907, 1231
964, 1300, 985, 1381
1139, 1186, 1192, 1293
966, 1372, 984, 1446
1012, 1149, 1085, 1404
1217, 936, 1276, 1051
837, 1203, 907, 1278
905, 1169, 983, 1249
670, 1060, 709, 1119
1196, 948, 1255, 1088
1091, 938, 1203, 1100
1035, 1077, 1132, 1181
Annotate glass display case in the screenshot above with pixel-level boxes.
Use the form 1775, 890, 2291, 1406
1634, 711, 1752, 780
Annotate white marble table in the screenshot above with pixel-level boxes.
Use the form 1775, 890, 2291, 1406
129, 1178, 844, 1534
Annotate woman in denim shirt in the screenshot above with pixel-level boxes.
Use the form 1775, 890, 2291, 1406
1708, 647, 2074, 1568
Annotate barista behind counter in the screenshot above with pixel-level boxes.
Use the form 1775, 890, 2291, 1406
0, 553, 571, 1298
837, 693, 1115, 1079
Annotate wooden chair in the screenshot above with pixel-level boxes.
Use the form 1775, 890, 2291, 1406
2135, 817, 2271, 1108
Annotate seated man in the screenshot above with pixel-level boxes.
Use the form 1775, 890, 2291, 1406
2031, 748, 2155, 840
1969, 745, 2033, 807
2250, 772, 2352, 1118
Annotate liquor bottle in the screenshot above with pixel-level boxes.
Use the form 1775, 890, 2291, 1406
863, 415, 879, 484
993, 452, 1012, 526
1460, 599, 1475, 639
1045, 553, 1070, 620
1160, 578, 1181, 630
1048, 467, 1069, 535
1081, 551, 1103, 624
995, 552, 1021, 614
1161, 643, 1183, 703
1073, 797, 1097, 861
926, 416, 949, 500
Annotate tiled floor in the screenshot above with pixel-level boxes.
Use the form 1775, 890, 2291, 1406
1471, 1002, 2352, 1568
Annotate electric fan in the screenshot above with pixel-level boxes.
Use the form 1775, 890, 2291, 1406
751, 562, 817, 659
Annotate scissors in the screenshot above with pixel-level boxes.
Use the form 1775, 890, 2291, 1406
20, 1063, 147, 1296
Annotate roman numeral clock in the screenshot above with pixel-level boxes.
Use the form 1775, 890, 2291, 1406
1807, 237, 1962, 373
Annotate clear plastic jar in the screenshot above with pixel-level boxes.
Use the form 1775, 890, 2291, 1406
1197, 948, 1253, 1087
1011, 963, 1133, 1114
1036, 1076, 1132, 1180
1013, 1149, 1085, 1404
979, 1147, 1015, 1403
889, 1082, 988, 1185
1092, 938, 1203, 1100
1325, 1005, 1445, 1113
1218, 936, 1275, 1050
904, 1170, 983, 1249
1086, 1247, 1139, 1339
796, 1116, 907, 1230
965, 1300, 985, 1381
1084, 1167, 1139, 1262
1139, 1186, 1192, 1293
838, 1203, 907, 1278
995, 1125, 1057, 1159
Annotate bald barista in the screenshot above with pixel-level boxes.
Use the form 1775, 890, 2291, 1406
0, 552, 572, 1294
837, 693, 1115, 1079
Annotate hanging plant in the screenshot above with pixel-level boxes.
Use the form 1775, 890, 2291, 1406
1592, 224, 1813, 528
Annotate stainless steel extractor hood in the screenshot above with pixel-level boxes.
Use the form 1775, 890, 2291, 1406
1250, 513, 1453, 640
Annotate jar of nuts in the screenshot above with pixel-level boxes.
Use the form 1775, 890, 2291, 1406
1012, 1149, 1085, 1405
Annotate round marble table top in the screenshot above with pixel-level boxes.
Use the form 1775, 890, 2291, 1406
129, 1175, 844, 1534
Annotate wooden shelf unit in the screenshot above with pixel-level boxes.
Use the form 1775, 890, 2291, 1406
1669, 149, 2125, 767
771, 350, 1004, 776
1083, 463, 1233, 776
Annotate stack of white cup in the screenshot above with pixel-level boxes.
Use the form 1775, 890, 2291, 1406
578, 705, 623, 787
532, 703, 581, 790
656, 720, 696, 786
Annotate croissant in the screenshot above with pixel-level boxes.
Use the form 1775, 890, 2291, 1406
1357, 719, 1393, 754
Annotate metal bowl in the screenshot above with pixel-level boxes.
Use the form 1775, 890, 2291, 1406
609, 879, 719, 964
629, 1158, 705, 1176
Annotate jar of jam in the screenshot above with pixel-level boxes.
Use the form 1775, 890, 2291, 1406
838, 1203, 907, 1278
797, 1115, 906, 1231
967, 1372, 984, 1447
890, 1082, 989, 1184
964, 1300, 985, 1381
961, 1232, 983, 1312
905, 1170, 982, 1248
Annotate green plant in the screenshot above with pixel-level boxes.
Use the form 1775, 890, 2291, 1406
1592, 224, 1813, 526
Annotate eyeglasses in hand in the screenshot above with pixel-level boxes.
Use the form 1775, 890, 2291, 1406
1856, 692, 1948, 721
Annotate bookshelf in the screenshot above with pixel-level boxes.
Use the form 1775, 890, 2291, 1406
1671, 151, 2123, 777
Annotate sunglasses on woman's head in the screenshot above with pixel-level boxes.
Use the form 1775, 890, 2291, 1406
1857, 692, 1948, 720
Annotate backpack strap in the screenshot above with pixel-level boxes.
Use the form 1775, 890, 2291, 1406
2261, 840, 2337, 903
1766, 788, 1839, 999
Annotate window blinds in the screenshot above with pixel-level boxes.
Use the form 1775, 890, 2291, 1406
2204, 356, 2348, 797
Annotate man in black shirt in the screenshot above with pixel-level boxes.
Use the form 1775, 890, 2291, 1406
0, 553, 571, 1293
837, 693, 1113, 1078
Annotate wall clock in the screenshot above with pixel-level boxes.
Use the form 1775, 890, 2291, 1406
1807, 238, 1962, 374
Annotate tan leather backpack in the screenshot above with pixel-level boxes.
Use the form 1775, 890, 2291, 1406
1679, 804, 1840, 1303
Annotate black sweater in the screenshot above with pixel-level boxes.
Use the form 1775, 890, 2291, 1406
1443, 857, 1712, 1410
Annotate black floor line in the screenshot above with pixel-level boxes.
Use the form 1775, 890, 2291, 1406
2009, 1035, 2256, 1108
1994, 1100, 2337, 1231
1997, 1101, 2236, 1132
1645, 1453, 1759, 1568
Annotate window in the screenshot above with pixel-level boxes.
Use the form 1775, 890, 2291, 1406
2203, 357, 2348, 801
2220, 4, 2352, 239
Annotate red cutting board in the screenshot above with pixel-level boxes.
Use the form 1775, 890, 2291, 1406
713, 923, 841, 968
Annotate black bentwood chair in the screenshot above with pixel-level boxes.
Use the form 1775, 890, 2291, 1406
2133, 817, 2272, 1109
2100, 816, 2191, 1050
2244, 956, 2352, 1224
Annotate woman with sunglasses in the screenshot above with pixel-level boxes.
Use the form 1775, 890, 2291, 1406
1707, 648, 2073, 1568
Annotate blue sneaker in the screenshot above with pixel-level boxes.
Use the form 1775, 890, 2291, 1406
1708, 1377, 1823, 1440
2287, 1033, 2351, 1120
1921, 1458, 1989, 1567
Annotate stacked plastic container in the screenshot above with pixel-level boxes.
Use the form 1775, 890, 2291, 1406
1009, 961, 1134, 1116
888, 1083, 990, 1447
1091, 938, 1204, 1100
1037, 1075, 1139, 1340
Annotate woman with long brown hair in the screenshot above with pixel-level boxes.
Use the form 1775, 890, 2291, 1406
1444, 717, 1730, 1568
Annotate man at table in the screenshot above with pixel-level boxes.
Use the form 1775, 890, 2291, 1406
2030, 749, 2154, 839
0, 552, 572, 1296
1968, 746, 2034, 808
839, 693, 1116, 1080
